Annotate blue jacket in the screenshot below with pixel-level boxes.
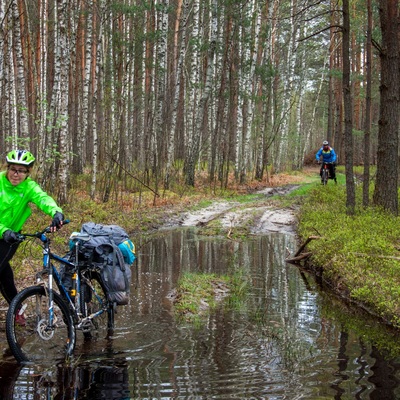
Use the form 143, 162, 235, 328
316, 146, 337, 163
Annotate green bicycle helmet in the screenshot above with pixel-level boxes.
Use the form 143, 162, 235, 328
6, 149, 36, 166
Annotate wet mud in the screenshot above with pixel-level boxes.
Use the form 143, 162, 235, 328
162, 185, 300, 235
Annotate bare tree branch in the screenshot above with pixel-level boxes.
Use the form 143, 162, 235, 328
298, 25, 343, 42
107, 151, 160, 197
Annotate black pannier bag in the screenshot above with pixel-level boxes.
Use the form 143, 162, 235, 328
68, 222, 136, 305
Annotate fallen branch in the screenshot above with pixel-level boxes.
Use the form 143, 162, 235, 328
286, 252, 312, 264
285, 235, 321, 264
293, 235, 321, 257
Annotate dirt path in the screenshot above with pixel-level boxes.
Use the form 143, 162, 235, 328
163, 185, 300, 235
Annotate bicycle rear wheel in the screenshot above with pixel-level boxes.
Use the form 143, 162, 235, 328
79, 270, 115, 339
6, 286, 76, 363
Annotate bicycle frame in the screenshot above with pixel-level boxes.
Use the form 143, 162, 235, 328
50, 249, 108, 330
24, 228, 108, 331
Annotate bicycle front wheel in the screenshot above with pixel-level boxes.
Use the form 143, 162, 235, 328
6, 286, 76, 363
322, 168, 328, 185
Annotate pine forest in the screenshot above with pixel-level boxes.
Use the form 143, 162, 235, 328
0, 0, 398, 212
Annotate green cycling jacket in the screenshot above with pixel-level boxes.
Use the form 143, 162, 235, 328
0, 170, 62, 237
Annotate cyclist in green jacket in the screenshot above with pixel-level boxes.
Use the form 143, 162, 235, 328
0, 150, 64, 310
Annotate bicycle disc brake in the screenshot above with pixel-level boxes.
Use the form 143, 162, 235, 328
37, 319, 56, 340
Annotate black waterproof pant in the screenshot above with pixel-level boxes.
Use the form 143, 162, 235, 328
0, 239, 20, 304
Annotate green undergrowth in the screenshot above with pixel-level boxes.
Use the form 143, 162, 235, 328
172, 271, 249, 325
298, 182, 400, 328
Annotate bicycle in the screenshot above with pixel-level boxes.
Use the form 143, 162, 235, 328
5, 221, 115, 364
319, 162, 336, 185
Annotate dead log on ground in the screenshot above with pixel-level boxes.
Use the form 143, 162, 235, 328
285, 235, 321, 263
286, 252, 312, 264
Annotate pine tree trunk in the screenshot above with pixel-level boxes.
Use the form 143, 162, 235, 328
362, 0, 372, 207
90, 0, 100, 200
373, 0, 399, 214
342, 0, 355, 215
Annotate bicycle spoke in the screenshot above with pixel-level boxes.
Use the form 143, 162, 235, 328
79, 271, 114, 339
6, 286, 75, 363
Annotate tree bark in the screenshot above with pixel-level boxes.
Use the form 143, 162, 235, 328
342, 0, 355, 215
184, 0, 200, 186
56, 0, 70, 204
164, 0, 186, 189
373, 0, 400, 215
362, 0, 372, 207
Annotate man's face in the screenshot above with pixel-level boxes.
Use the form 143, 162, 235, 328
323, 145, 329, 151
7, 164, 29, 186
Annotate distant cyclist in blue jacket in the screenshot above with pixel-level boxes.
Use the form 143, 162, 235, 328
316, 140, 337, 183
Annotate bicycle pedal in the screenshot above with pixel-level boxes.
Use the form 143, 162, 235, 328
78, 318, 95, 332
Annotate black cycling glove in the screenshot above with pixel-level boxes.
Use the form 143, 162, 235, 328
3, 230, 20, 244
51, 212, 64, 229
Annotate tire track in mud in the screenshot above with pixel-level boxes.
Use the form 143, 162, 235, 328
166, 185, 300, 235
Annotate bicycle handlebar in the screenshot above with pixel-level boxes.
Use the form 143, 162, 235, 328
17, 219, 70, 241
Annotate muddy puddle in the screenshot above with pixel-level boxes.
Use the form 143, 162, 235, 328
1, 225, 400, 398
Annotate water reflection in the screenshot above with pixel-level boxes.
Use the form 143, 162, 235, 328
1, 228, 400, 398
0, 358, 130, 399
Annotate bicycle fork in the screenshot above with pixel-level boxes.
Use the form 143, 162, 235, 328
36, 247, 58, 340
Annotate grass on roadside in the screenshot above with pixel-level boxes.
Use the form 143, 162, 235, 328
297, 182, 400, 328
